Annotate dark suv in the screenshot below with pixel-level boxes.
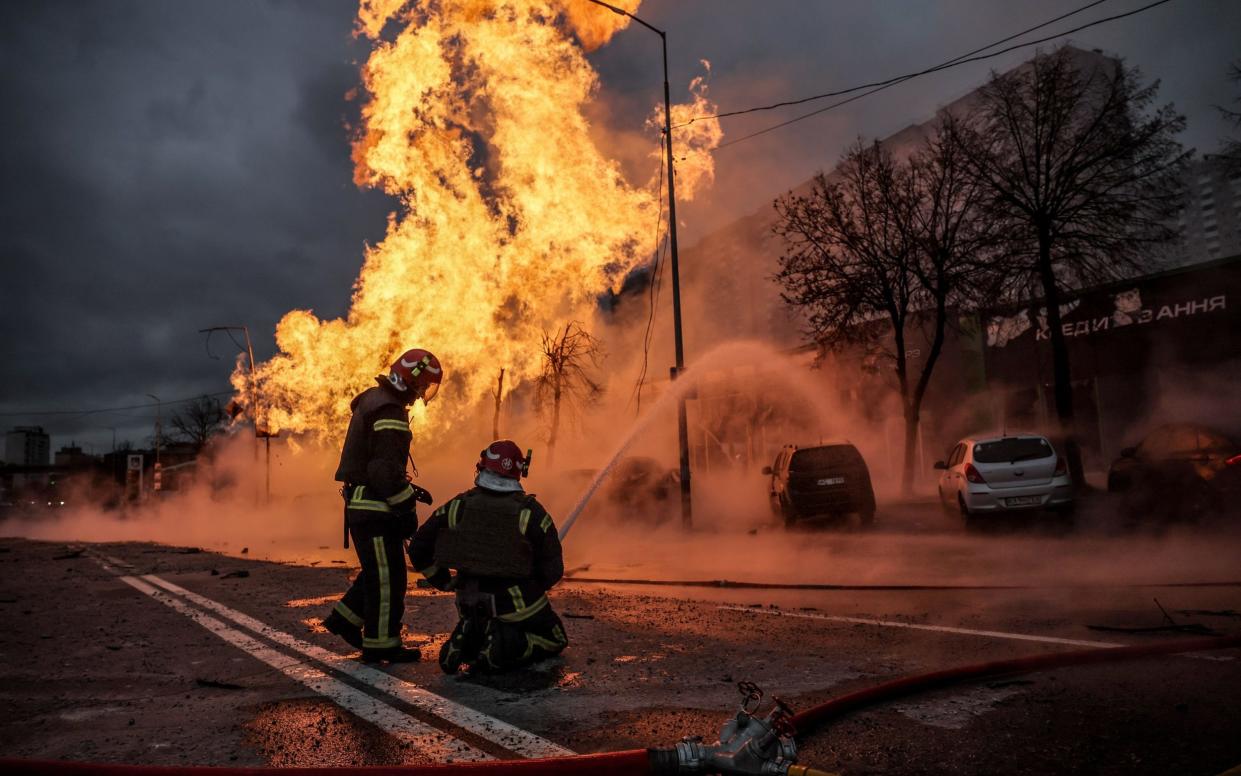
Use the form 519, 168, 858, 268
764, 443, 876, 527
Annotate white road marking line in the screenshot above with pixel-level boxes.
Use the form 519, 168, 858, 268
102, 554, 134, 570
719, 605, 1122, 649
117, 575, 489, 762
142, 574, 574, 759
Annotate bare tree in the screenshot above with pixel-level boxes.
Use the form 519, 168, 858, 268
904, 115, 998, 481
535, 322, 604, 463
960, 47, 1188, 484
774, 127, 992, 496
170, 395, 227, 453
775, 141, 918, 495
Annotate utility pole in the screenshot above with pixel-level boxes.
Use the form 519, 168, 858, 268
146, 394, 161, 465
586, 0, 692, 528
146, 393, 161, 496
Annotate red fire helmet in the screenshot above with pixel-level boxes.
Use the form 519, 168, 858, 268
476, 440, 531, 480
386, 348, 443, 404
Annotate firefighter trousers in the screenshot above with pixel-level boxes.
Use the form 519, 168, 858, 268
438, 603, 568, 675
332, 516, 409, 650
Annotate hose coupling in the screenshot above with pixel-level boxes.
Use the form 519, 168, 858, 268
652, 681, 802, 775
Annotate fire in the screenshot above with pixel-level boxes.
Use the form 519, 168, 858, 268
237, 0, 720, 440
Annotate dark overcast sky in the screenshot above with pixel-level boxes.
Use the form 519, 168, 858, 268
2, 0, 1237, 453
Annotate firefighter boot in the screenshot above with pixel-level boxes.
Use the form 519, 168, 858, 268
439, 616, 485, 675
361, 645, 422, 664
323, 610, 363, 650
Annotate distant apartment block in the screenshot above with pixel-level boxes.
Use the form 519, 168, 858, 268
4, 426, 51, 466
1175, 154, 1241, 264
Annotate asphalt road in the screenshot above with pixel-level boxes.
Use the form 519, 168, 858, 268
1, 506, 1239, 775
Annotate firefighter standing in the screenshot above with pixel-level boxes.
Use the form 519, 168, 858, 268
322, 348, 442, 663
410, 440, 568, 675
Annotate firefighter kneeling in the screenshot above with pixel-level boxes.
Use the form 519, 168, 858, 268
410, 440, 568, 675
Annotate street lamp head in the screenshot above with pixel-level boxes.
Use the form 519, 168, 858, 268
582, 0, 664, 36
586, 0, 626, 16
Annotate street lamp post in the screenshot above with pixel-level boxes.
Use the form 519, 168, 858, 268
146, 394, 161, 466
586, 0, 692, 528
200, 325, 271, 503
146, 393, 161, 496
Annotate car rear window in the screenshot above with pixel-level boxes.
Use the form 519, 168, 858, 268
972, 437, 1053, 463
1197, 430, 1236, 452
790, 446, 863, 470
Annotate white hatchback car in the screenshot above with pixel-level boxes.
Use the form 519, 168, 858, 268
935, 434, 1073, 520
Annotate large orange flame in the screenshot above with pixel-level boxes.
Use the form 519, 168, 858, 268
237, 0, 720, 440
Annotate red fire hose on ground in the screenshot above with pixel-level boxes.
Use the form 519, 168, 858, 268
4, 634, 1238, 776
790, 632, 1241, 735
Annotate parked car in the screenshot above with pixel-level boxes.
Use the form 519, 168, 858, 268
1107, 423, 1241, 524
763, 443, 876, 527
600, 456, 679, 523
563, 457, 680, 525
935, 434, 1073, 523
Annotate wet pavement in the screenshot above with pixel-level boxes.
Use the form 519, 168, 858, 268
1, 508, 1240, 774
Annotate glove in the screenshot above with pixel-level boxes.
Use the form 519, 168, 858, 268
426, 568, 455, 592
411, 484, 434, 505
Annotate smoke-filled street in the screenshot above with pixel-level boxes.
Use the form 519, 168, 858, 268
3, 504, 1240, 774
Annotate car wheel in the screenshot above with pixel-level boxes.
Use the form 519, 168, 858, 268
769, 493, 784, 521
1177, 482, 1219, 523
779, 499, 799, 529
938, 489, 955, 519
1118, 490, 1145, 532
958, 495, 980, 530
858, 509, 875, 529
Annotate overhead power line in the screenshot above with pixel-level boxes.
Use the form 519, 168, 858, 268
680, 0, 1112, 126
681, 0, 1175, 150
631, 131, 670, 416
0, 390, 235, 419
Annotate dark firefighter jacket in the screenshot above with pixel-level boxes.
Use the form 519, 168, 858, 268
410, 488, 564, 622
333, 381, 418, 516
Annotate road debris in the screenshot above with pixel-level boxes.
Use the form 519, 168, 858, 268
1177, 609, 1240, 618
1088, 623, 1219, 636
196, 678, 246, 690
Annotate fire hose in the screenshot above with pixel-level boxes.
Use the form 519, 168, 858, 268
3, 634, 1237, 776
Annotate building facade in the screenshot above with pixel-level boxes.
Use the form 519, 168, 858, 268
1173, 155, 1241, 265
4, 426, 50, 467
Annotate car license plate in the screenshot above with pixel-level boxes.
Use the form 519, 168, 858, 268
817, 477, 845, 486
1006, 496, 1041, 507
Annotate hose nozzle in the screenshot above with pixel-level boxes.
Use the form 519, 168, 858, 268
648, 682, 835, 776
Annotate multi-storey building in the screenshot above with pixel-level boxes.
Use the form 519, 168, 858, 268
1174, 154, 1241, 264
4, 426, 50, 467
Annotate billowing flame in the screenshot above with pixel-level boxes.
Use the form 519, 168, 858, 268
237, 0, 720, 440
